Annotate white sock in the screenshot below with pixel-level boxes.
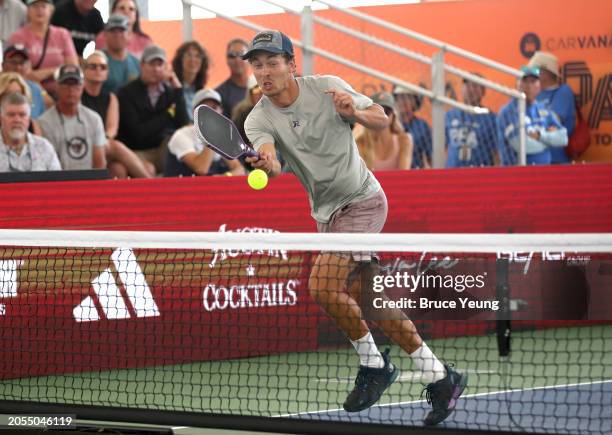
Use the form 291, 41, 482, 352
350, 332, 385, 368
409, 342, 446, 383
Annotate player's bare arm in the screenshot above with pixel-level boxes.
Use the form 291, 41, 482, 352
325, 89, 388, 131
246, 143, 282, 177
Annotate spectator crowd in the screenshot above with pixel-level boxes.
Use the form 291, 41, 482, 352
0, 0, 580, 176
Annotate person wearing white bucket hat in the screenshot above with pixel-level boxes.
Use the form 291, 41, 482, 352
164, 88, 244, 177
528, 51, 576, 164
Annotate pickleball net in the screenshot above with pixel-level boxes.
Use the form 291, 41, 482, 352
0, 229, 610, 434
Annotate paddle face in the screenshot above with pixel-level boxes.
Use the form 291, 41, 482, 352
194, 104, 258, 160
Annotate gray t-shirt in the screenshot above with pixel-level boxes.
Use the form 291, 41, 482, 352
0, 132, 61, 172
38, 105, 107, 170
245, 75, 381, 223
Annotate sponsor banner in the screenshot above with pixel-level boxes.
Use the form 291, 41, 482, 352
0, 243, 321, 380
1, 165, 611, 378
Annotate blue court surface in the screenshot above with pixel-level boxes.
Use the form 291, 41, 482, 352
283, 380, 612, 434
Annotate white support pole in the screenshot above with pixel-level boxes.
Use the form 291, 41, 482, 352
181, 0, 193, 42
518, 95, 527, 166
431, 50, 446, 169
301, 6, 314, 76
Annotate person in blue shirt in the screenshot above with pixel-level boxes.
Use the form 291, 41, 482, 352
445, 74, 498, 168
101, 14, 141, 95
393, 85, 432, 168
2, 44, 48, 119
497, 66, 568, 165
528, 51, 575, 164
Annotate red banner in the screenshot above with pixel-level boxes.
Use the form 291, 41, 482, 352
1, 165, 611, 379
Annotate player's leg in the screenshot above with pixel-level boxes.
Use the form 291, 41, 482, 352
348, 260, 468, 425
309, 252, 368, 341
309, 252, 398, 412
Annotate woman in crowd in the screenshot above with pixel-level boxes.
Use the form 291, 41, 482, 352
8, 0, 78, 97
81, 51, 154, 178
0, 72, 42, 136
171, 41, 210, 122
95, 0, 153, 59
355, 91, 413, 171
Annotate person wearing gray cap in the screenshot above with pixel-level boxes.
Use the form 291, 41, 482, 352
116, 44, 189, 174
100, 13, 140, 94
242, 29, 467, 426
355, 91, 413, 171
38, 64, 108, 171
164, 88, 244, 177
215, 38, 251, 118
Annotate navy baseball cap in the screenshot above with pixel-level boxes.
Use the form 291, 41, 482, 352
242, 30, 294, 60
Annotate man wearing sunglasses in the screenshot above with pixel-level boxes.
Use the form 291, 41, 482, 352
215, 38, 251, 118
38, 64, 107, 170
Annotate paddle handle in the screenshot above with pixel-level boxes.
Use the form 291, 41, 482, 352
244, 149, 260, 159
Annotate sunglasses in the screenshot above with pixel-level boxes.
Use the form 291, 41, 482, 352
86, 63, 108, 71
227, 51, 246, 59
383, 106, 394, 116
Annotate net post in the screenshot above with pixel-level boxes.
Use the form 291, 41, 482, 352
496, 256, 511, 357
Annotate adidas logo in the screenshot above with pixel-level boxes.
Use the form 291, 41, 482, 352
0, 259, 23, 317
73, 248, 160, 322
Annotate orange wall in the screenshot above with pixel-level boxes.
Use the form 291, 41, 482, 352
142, 0, 612, 162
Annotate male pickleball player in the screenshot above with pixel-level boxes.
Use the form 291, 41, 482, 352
243, 30, 467, 425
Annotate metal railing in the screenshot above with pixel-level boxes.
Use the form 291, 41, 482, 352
311, 0, 526, 167
180, 0, 527, 167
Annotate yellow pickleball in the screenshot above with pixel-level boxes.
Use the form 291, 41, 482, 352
248, 169, 268, 190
